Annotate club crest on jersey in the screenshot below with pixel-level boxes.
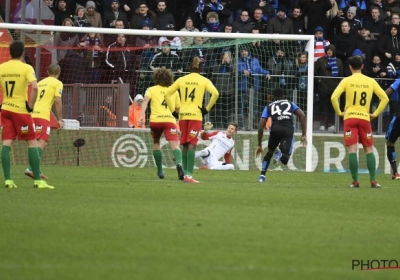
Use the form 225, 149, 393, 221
59, 89, 63, 95
189, 129, 198, 138
35, 125, 43, 133
21, 125, 30, 134
345, 130, 352, 138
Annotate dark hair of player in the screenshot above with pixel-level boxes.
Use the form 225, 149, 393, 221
348, 55, 363, 70
9, 40, 25, 59
153, 67, 174, 87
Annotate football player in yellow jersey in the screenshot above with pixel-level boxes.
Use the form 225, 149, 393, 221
138, 67, 184, 180
0, 41, 53, 189
164, 57, 219, 183
331, 55, 389, 188
24, 63, 63, 180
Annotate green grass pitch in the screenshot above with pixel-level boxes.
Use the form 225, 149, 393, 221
1, 166, 400, 280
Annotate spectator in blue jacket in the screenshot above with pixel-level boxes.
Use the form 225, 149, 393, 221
237, 45, 271, 130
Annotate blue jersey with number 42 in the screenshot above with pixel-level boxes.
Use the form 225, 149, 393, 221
261, 99, 300, 128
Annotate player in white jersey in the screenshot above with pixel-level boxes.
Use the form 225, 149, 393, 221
195, 122, 237, 170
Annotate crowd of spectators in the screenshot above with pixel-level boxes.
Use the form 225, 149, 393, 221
35, 0, 400, 129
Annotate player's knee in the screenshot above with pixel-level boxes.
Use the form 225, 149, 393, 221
281, 154, 290, 165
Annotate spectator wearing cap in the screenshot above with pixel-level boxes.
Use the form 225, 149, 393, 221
85, 1, 103, 28
232, 10, 253, 33
337, 6, 361, 36
266, 5, 293, 34
376, 24, 400, 64
155, 1, 175, 31
149, 40, 182, 73
334, 20, 357, 63
362, 6, 386, 41
302, 0, 332, 35
201, 11, 224, 33
305, 26, 330, 61
158, 27, 183, 56
344, 48, 369, 76
180, 16, 200, 46
103, 0, 129, 28
196, 0, 230, 26
129, 94, 146, 128
130, 1, 158, 29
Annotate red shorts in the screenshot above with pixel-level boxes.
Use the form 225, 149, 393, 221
150, 122, 179, 141
33, 118, 51, 142
1, 110, 36, 141
179, 120, 202, 145
343, 118, 373, 147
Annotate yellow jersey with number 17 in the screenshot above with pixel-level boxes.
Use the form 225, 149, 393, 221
33, 77, 63, 121
331, 72, 389, 121
165, 73, 219, 121
0, 60, 37, 114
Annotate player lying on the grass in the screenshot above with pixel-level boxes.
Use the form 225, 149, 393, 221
195, 122, 237, 170
255, 88, 307, 183
138, 67, 184, 180
384, 78, 400, 180
25, 63, 63, 180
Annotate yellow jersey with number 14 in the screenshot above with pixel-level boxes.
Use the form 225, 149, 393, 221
165, 73, 219, 121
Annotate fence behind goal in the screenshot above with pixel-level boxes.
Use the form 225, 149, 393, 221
0, 23, 391, 173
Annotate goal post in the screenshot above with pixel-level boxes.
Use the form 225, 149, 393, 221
0, 23, 315, 171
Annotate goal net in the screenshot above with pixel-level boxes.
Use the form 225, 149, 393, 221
0, 22, 350, 173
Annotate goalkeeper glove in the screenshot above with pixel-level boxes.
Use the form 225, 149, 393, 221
25, 101, 33, 113
172, 111, 179, 119
204, 121, 213, 131
198, 106, 208, 116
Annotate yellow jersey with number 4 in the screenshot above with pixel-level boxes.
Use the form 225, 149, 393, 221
331, 73, 389, 121
145, 85, 180, 123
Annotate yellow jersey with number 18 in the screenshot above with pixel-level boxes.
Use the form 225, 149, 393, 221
331, 73, 389, 121
0, 60, 37, 114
